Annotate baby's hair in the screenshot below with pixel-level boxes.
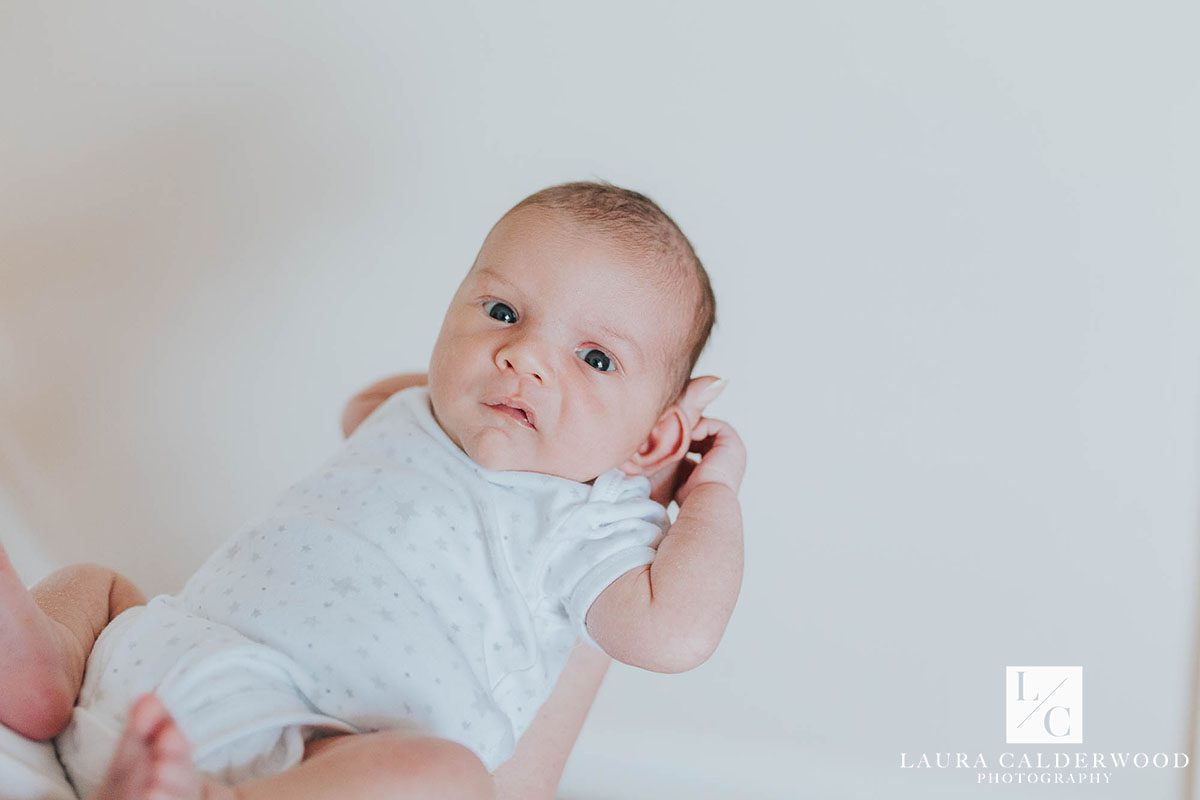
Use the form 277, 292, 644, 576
504, 180, 717, 410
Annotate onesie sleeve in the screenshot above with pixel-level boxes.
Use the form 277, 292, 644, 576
542, 474, 670, 652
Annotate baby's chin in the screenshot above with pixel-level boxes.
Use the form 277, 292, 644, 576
468, 443, 561, 478
461, 428, 542, 473
465, 430, 603, 484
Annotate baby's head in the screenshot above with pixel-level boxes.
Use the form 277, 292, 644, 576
428, 180, 716, 484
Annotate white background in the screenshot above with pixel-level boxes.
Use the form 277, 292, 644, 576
2, 3, 1197, 798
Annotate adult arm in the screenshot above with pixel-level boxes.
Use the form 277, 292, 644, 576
341, 373, 611, 800
492, 641, 610, 800
340, 373, 431, 437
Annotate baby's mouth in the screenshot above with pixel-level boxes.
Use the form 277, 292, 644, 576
484, 401, 537, 430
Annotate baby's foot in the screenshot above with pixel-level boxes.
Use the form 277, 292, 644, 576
0, 541, 80, 739
91, 693, 233, 800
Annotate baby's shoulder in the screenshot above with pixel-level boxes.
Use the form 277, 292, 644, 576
544, 470, 664, 538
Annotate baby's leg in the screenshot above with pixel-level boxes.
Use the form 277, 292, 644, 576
230, 730, 495, 800
0, 543, 146, 739
91, 693, 493, 800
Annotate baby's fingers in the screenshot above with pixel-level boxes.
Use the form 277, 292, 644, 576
670, 457, 698, 500
687, 416, 742, 456
678, 416, 747, 499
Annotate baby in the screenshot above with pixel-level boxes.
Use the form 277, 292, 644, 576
0, 181, 746, 800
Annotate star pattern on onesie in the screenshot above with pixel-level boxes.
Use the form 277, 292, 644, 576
68, 388, 662, 778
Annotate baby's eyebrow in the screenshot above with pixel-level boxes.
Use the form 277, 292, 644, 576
596, 322, 643, 362
476, 267, 521, 293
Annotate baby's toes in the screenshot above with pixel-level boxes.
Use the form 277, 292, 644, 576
145, 767, 199, 800
148, 719, 202, 800
152, 719, 191, 760
129, 693, 172, 739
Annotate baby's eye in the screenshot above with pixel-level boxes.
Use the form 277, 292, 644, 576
576, 347, 616, 373
484, 300, 517, 324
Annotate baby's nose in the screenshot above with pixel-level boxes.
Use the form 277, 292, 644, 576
496, 337, 549, 384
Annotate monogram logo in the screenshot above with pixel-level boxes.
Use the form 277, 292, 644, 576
1006, 666, 1083, 744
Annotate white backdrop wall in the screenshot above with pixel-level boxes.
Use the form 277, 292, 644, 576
1, 3, 1197, 798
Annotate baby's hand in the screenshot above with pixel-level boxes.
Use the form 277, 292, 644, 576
647, 377, 746, 507
671, 416, 746, 506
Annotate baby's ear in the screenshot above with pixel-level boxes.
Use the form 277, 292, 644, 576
618, 404, 691, 478
617, 376, 726, 478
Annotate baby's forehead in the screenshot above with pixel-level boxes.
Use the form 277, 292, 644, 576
483, 213, 672, 290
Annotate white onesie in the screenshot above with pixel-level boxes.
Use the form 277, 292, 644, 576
56, 386, 668, 794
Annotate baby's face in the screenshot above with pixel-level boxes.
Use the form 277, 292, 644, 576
428, 206, 687, 483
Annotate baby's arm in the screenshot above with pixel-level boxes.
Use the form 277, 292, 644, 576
585, 418, 746, 673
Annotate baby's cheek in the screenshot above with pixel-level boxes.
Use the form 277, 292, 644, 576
552, 418, 615, 476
